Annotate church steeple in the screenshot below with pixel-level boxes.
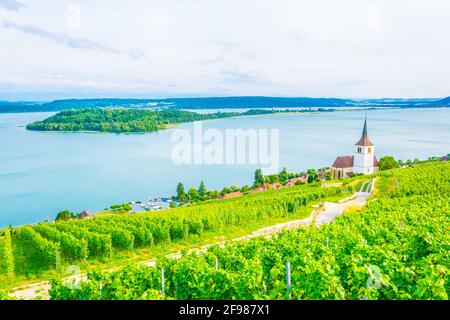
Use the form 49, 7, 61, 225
355, 115, 373, 146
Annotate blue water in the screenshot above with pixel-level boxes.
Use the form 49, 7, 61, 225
0, 108, 449, 227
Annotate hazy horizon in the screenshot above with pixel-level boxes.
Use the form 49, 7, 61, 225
1, 1, 450, 100
0, 95, 447, 104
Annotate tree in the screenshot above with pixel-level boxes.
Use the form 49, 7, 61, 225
230, 185, 240, 192
198, 181, 207, 198
240, 185, 250, 193
279, 167, 288, 183
379, 156, 400, 171
254, 169, 264, 186
56, 210, 74, 221
221, 187, 232, 195
207, 190, 220, 199
187, 188, 199, 201
177, 182, 186, 202
307, 169, 317, 183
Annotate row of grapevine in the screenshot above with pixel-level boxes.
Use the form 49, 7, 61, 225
18, 227, 60, 268
53, 224, 112, 257
27, 183, 342, 264
33, 224, 88, 260
49, 162, 450, 300
0, 229, 14, 278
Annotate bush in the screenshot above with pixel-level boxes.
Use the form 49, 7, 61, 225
379, 156, 400, 171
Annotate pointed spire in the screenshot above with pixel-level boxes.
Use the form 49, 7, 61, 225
355, 113, 373, 146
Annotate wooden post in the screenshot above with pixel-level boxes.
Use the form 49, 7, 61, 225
215, 257, 219, 271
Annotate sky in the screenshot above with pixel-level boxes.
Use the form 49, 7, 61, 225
0, 0, 449, 101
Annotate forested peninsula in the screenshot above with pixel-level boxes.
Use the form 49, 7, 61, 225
25, 108, 275, 133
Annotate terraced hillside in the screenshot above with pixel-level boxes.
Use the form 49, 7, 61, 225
48, 162, 449, 300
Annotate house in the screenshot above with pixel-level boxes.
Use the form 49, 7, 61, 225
79, 210, 94, 219
317, 170, 329, 180
440, 155, 449, 162
251, 186, 266, 193
286, 174, 308, 186
222, 191, 243, 199
331, 116, 379, 179
271, 182, 284, 189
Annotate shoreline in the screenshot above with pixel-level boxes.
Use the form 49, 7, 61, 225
2, 104, 449, 116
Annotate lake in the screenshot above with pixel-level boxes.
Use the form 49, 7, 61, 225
0, 108, 449, 227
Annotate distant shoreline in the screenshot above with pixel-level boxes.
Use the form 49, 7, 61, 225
1, 95, 448, 113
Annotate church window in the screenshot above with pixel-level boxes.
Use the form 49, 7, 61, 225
368, 148, 371, 154
357, 147, 362, 153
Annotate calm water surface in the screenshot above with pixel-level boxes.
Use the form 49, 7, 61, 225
0, 108, 449, 227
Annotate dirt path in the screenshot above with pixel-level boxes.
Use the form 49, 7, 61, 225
9, 179, 375, 300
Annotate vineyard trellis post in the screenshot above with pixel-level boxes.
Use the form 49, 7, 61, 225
55, 247, 59, 270
286, 261, 291, 299
161, 267, 165, 299
83, 242, 87, 263
215, 257, 219, 271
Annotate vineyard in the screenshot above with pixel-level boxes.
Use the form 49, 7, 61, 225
0, 182, 344, 287
48, 162, 450, 300
0, 229, 14, 279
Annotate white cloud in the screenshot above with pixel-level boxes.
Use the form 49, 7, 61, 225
0, 0, 449, 100
0, 0, 26, 11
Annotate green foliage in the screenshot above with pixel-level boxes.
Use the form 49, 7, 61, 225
0, 229, 15, 278
26, 108, 242, 133
49, 162, 450, 300
198, 181, 207, 199
54, 224, 112, 257
276, 167, 289, 184
220, 187, 232, 195
55, 210, 74, 221
18, 227, 60, 268
34, 224, 88, 260
177, 182, 186, 202
187, 188, 199, 201
11, 181, 340, 276
379, 156, 400, 171
254, 169, 264, 186
109, 203, 132, 212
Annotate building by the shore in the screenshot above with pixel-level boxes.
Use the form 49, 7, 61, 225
331, 116, 379, 179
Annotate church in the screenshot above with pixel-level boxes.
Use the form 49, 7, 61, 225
330, 116, 379, 179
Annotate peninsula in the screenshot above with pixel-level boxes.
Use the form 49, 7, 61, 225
25, 108, 275, 133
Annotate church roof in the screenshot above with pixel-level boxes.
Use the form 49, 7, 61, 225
332, 155, 379, 169
355, 116, 374, 146
332, 156, 354, 168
